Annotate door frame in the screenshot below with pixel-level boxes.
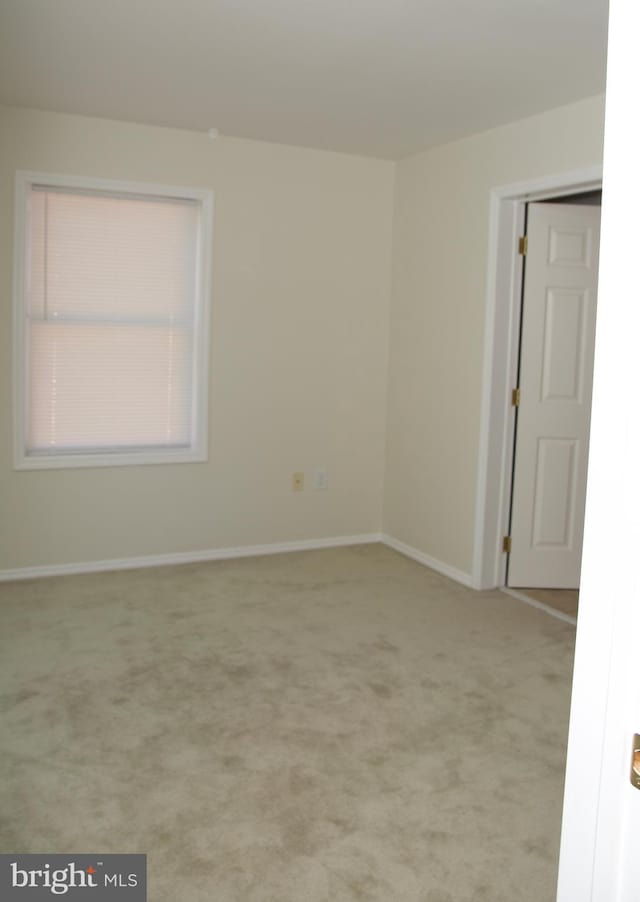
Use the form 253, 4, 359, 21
472, 166, 603, 590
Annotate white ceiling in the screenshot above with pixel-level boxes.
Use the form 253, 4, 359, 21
0, 0, 609, 160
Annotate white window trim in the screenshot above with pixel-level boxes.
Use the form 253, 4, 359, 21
13, 171, 214, 470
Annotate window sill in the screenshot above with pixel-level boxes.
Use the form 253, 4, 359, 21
14, 446, 208, 471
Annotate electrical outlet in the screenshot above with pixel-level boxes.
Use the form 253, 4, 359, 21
292, 471, 304, 491
313, 468, 328, 490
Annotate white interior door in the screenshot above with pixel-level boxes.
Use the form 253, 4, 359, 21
557, 0, 640, 893
508, 202, 600, 588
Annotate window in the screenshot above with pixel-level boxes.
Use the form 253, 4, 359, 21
13, 172, 213, 469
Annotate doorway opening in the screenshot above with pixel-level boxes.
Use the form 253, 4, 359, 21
472, 167, 603, 600
503, 193, 602, 619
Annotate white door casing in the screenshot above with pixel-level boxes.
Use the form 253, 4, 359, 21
508, 203, 600, 588
471, 167, 602, 592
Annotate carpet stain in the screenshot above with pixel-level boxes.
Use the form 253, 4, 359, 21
368, 682, 393, 699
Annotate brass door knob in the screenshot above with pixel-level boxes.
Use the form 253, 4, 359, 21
631, 736, 640, 789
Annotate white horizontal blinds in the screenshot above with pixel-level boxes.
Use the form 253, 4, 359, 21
26, 186, 198, 454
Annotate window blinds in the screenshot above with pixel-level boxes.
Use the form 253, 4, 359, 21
25, 187, 199, 455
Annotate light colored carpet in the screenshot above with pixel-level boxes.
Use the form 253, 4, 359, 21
0, 544, 575, 902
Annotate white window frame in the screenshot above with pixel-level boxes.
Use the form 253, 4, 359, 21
13, 171, 214, 470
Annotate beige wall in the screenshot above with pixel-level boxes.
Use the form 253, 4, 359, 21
0, 96, 607, 576
0, 106, 394, 570
383, 94, 606, 577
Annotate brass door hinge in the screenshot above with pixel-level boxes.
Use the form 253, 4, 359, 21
518, 235, 528, 255
503, 536, 512, 554
512, 387, 521, 407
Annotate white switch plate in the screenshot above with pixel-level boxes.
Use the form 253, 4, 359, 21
313, 468, 328, 490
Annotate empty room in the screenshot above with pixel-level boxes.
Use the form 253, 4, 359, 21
1, 1, 629, 900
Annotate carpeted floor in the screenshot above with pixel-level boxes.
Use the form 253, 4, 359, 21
0, 544, 575, 901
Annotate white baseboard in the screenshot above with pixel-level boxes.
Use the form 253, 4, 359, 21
501, 588, 577, 626
0, 533, 383, 582
380, 534, 474, 588
0, 532, 475, 588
